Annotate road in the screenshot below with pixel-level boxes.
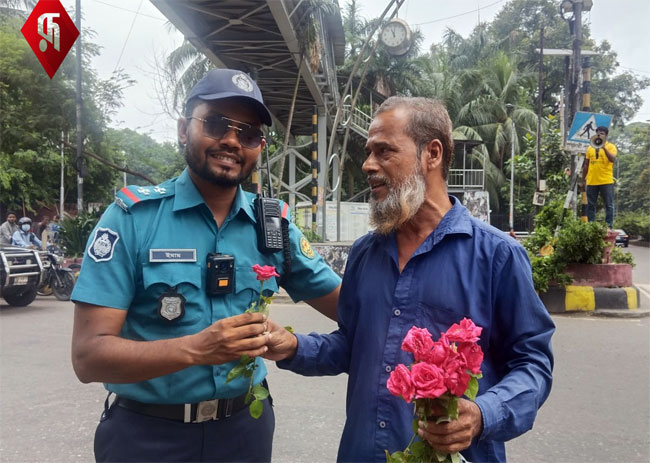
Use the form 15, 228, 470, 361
627, 244, 650, 308
1, 295, 648, 463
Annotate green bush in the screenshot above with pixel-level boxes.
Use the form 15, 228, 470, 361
59, 212, 101, 258
615, 212, 650, 241
533, 199, 564, 231
610, 247, 635, 266
523, 213, 608, 292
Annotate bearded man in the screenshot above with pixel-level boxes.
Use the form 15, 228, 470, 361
264, 97, 555, 462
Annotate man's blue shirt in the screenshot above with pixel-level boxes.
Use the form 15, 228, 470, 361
72, 168, 341, 404
278, 197, 554, 462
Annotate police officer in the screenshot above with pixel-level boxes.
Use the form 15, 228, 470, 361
71, 68, 341, 462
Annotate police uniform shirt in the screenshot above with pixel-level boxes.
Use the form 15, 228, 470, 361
71, 168, 341, 404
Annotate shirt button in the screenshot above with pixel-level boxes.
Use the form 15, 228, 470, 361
379, 421, 387, 428
385, 365, 392, 373
393, 309, 401, 316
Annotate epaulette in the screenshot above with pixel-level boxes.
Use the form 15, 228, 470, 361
114, 182, 175, 213
243, 192, 292, 221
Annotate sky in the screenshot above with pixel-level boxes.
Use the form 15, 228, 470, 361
56, 0, 650, 143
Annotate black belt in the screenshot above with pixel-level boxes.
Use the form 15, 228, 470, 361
114, 385, 262, 423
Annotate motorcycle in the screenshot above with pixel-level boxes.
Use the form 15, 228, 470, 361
37, 247, 76, 301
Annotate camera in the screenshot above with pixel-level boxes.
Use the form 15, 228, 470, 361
206, 253, 234, 295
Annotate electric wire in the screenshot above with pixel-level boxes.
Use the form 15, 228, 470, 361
113, 0, 144, 73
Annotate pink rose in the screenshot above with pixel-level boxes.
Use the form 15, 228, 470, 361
401, 327, 434, 362
457, 342, 483, 375
443, 356, 471, 396
252, 264, 280, 281
411, 362, 447, 399
387, 364, 415, 403
445, 318, 483, 344
426, 337, 454, 366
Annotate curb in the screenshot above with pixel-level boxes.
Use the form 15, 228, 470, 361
540, 285, 642, 315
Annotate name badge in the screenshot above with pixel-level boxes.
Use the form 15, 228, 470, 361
149, 249, 197, 262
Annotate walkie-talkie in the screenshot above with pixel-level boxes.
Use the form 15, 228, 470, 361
254, 140, 284, 254
254, 195, 283, 254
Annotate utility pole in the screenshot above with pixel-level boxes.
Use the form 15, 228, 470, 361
60, 131, 65, 217
75, 0, 84, 213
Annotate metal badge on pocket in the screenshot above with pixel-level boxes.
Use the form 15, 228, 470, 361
157, 286, 186, 322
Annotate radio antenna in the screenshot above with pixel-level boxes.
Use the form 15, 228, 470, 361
264, 140, 274, 198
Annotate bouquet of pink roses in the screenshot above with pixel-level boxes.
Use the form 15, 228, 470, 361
386, 318, 484, 463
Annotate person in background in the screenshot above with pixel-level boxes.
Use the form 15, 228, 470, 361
582, 126, 617, 229
0, 211, 19, 246
12, 217, 42, 249
264, 96, 555, 463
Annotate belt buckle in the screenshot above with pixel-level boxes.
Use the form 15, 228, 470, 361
193, 399, 219, 423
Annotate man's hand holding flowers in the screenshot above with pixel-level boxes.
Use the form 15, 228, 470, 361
417, 398, 482, 455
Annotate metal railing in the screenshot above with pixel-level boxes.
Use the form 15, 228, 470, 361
447, 169, 484, 190
341, 103, 372, 138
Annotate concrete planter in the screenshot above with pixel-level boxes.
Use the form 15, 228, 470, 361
540, 263, 637, 313
564, 263, 633, 287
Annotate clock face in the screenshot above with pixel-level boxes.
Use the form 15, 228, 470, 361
381, 22, 408, 48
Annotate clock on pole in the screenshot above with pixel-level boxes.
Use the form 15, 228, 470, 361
380, 18, 413, 56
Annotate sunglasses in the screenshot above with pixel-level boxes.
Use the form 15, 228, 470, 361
188, 114, 264, 149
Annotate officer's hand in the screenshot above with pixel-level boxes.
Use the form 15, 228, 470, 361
262, 318, 298, 361
417, 398, 482, 454
188, 312, 270, 365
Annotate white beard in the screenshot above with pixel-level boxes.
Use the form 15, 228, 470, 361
368, 164, 426, 235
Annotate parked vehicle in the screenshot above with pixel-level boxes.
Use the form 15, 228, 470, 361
615, 229, 629, 247
37, 246, 76, 301
0, 246, 45, 306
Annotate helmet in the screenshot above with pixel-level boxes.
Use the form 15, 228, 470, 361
18, 217, 32, 226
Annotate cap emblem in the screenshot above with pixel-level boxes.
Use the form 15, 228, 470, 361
232, 73, 254, 92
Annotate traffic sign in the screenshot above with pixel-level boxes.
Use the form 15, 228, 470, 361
567, 111, 613, 145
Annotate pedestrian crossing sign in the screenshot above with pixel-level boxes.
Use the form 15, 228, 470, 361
567, 111, 613, 145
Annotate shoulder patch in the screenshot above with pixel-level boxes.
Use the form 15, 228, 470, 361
300, 236, 315, 259
115, 183, 174, 212
88, 227, 120, 262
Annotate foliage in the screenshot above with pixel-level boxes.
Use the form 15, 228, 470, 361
610, 247, 634, 267
612, 123, 650, 214
0, 11, 131, 210
296, 223, 323, 243
524, 201, 608, 292
615, 212, 650, 241
58, 212, 101, 258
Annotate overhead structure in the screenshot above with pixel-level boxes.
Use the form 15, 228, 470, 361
151, 0, 345, 135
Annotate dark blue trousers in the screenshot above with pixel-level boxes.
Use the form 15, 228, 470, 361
94, 398, 274, 462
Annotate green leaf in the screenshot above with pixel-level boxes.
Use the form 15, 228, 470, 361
450, 451, 461, 463
249, 399, 263, 419
284, 325, 294, 334
433, 450, 448, 462
252, 384, 269, 400
225, 363, 246, 383
387, 451, 406, 462
410, 441, 427, 458
411, 417, 420, 434
245, 391, 253, 404
465, 376, 479, 401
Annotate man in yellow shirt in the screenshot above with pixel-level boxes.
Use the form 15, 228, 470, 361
582, 126, 617, 229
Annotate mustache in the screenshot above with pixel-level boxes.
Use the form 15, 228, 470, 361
367, 174, 391, 186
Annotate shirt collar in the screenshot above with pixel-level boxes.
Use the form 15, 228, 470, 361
172, 168, 256, 223
412, 196, 474, 256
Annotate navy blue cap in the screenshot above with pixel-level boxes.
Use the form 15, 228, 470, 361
186, 69, 272, 126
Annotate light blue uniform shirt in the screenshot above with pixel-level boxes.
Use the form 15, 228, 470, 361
72, 168, 340, 404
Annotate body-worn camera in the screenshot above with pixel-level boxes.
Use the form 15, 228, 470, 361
206, 253, 234, 295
